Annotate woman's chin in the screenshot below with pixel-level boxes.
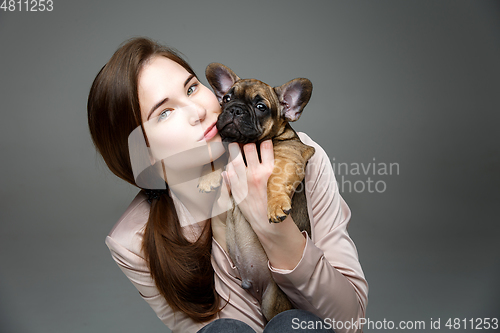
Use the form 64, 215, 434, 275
208, 141, 226, 162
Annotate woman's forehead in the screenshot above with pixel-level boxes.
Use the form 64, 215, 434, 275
139, 56, 188, 86
138, 56, 190, 117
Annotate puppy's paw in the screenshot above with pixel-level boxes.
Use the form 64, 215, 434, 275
268, 194, 292, 223
197, 170, 222, 193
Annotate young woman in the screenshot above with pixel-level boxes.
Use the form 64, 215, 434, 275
87, 37, 368, 333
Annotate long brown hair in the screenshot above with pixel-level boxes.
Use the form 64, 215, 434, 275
87, 37, 220, 322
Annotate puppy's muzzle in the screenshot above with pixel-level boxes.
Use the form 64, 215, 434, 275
226, 104, 245, 117
216, 103, 253, 143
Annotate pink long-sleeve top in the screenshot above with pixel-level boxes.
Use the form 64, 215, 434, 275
105, 133, 368, 333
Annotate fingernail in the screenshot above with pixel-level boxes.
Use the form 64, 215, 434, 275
245, 143, 256, 152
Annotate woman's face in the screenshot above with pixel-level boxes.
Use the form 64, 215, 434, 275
138, 56, 225, 170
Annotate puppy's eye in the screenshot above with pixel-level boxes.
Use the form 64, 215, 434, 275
223, 94, 231, 103
256, 102, 267, 112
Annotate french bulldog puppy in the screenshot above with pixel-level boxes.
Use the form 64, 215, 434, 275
200, 63, 315, 321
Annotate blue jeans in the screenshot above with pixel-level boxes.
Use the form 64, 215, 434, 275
197, 309, 335, 332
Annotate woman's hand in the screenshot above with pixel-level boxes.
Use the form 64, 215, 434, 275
223, 140, 306, 270
223, 140, 274, 229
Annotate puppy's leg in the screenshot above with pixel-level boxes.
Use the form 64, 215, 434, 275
261, 281, 293, 322
197, 166, 223, 193
226, 198, 293, 321
226, 199, 271, 301
267, 142, 315, 223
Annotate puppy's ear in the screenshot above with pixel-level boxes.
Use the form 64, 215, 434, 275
274, 78, 312, 122
205, 63, 240, 103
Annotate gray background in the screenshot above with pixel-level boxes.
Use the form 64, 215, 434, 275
1, 0, 499, 332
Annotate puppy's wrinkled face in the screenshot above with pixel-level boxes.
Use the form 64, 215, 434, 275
206, 62, 312, 144
216, 79, 281, 144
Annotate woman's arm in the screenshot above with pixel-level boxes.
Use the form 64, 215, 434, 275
104, 195, 205, 333
224, 135, 368, 332
223, 141, 307, 270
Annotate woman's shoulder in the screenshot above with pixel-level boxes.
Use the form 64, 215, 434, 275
297, 132, 331, 171
105, 191, 150, 258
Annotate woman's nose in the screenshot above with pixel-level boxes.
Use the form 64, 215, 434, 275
187, 102, 207, 126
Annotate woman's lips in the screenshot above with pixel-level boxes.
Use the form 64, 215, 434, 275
201, 122, 218, 141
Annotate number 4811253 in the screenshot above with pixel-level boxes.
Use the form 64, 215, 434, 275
1, 0, 54, 11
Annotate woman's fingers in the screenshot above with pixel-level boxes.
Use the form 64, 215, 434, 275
225, 159, 238, 186
226, 144, 248, 203
260, 140, 274, 169
228, 143, 246, 180
221, 171, 231, 195
212, 171, 232, 215
242, 143, 259, 167
225, 140, 274, 194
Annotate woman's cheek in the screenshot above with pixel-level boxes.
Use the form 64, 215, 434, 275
201, 86, 221, 112
148, 127, 184, 161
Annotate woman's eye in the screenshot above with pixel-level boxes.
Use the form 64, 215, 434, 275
187, 84, 198, 96
256, 103, 267, 112
223, 94, 231, 103
158, 109, 172, 121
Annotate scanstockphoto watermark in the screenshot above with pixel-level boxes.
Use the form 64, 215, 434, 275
291, 317, 499, 331
332, 158, 400, 194
291, 317, 425, 331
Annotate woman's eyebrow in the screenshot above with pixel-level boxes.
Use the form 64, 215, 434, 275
147, 74, 196, 120
147, 97, 169, 120
184, 74, 195, 87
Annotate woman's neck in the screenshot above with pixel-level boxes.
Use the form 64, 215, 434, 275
164, 154, 228, 224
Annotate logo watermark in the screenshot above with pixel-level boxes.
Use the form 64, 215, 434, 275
332, 157, 400, 194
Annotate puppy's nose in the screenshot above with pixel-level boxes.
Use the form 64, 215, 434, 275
227, 105, 244, 116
